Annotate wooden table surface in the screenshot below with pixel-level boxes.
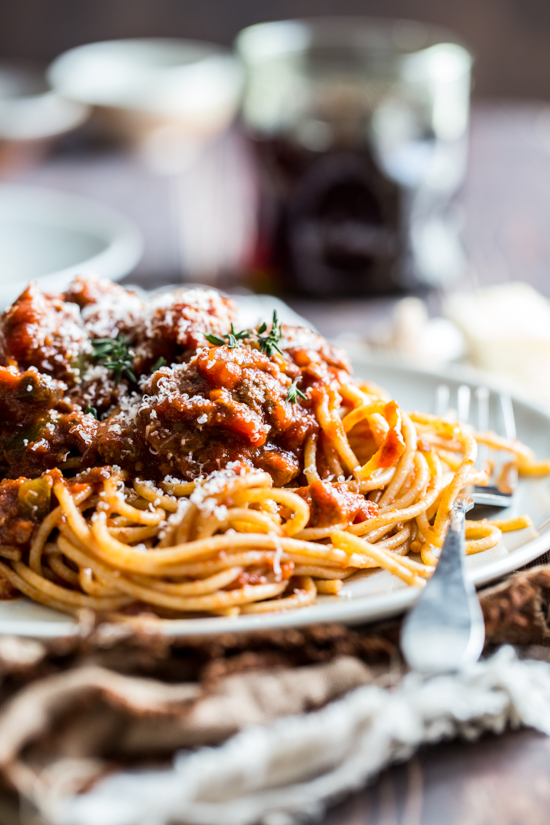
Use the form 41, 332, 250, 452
3, 102, 550, 824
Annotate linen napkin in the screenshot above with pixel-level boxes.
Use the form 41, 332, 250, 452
2, 565, 550, 824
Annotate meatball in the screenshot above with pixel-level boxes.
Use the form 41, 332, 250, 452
0, 366, 65, 426
280, 325, 351, 374
133, 288, 237, 372
66, 276, 144, 341
0, 283, 88, 385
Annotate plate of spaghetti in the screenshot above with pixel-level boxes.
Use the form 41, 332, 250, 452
0, 277, 549, 637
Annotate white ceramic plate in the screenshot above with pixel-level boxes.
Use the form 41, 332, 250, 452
1, 352, 550, 638
0, 184, 143, 309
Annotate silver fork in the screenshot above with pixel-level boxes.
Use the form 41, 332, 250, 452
434, 384, 517, 507
401, 385, 517, 673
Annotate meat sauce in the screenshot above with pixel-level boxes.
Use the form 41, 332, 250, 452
0, 276, 354, 490
0, 277, 382, 554
295, 480, 378, 527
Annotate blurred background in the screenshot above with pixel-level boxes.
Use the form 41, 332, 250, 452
1, 0, 550, 399
2, 0, 550, 99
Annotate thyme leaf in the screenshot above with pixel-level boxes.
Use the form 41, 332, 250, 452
204, 323, 251, 349
91, 336, 136, 387
84, 403, 98, 419
202, 311, 284, 358
204, 333, 226, 346
258, 310, 283, 357
286, 380, 307, 404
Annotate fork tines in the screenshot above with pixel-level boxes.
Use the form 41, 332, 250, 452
435, 383, 516, 509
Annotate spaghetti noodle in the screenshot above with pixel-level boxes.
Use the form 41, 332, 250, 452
0, 276, 545, 620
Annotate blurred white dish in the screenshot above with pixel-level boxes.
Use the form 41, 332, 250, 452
48, 39, 243, 144
446, 282, 550, 393
0, 184, 142, 307
0, 350, 548, 638
0, 62, 89, 174
0, 62, 88, 143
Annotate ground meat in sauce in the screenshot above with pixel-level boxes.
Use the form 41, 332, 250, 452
65, 275, 138, 311
0, 572, 17, 599
0, 367, 78, 477
0, 278, 374, 572
0, 479, 39, 547
0, 283, 88, 386
295, 480, 379, 527
132, 288, 237, 374
0, 366, 65, 425
4, 412, 99, 478
66, 276, 144, 341
98, 345, 320, 485
281, 326, 351, 374
233, 562, 294, 589
0, 277, 351, 487
0, 466, 116, 563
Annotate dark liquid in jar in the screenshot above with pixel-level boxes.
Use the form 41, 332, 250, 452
249, 135, 412, 298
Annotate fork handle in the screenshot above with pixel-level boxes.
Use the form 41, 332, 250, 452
437, 499, 468, 577
400, 499, 485, 673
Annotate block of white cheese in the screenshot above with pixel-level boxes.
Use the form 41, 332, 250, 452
445, 282, 550, 392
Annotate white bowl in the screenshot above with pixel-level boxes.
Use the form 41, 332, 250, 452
0, 62, 89, 142
48, 39, 243, 143
0, 63, 89, 173
0, 184, 143, 308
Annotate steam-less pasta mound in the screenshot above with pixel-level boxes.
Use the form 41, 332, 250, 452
0, 277, 545, 621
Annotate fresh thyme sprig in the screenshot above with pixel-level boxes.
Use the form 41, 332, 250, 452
91, 336, 136, 386
230, 322, 251, 341
84, 403, 98, 419
286, 380, 307, 404
203, 314, 283, 357
204, 333, 226, 346
204, 323, 251, 349
257, 310, 283, 357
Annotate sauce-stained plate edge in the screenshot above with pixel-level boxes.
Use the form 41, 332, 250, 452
1, 351, 549, 638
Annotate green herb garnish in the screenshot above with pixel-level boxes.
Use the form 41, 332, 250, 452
150, 356, 167, 373
204, 333, 226, 346
257, 310, 283, 357
204, 323, 251, 349
91, 336, 136, 386
286, 380, 307, 404
84, 403, 98, 419
203, 313, 283, 358
230, 322, 251, 341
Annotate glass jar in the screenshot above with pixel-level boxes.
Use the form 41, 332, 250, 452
236, 18, 472, 297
